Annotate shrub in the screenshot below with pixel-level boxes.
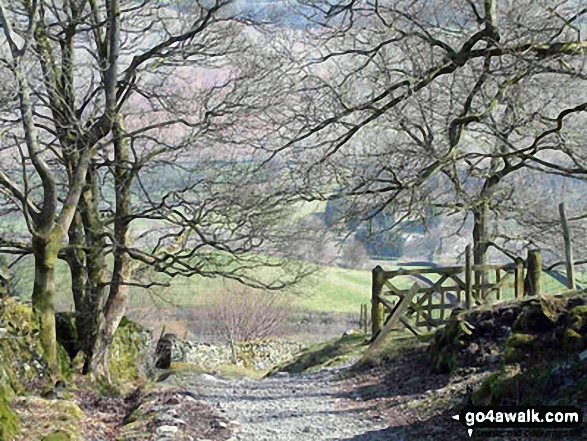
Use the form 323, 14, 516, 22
207, 288, 291, 361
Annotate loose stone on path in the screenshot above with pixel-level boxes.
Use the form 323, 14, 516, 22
171, 367, 390, 441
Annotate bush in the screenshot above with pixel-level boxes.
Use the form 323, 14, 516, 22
207, 288, 291, 356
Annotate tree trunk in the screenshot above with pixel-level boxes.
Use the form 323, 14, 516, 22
80, 167, 108, 374
90, 115, 133, 380
67, 198, 108, 375
81, 253, 107, 374
65, 211, 90, 361
472, 160, 504, 302
90, 253, 133, 380
32, 233, 60, 377
472, 202, 489, 301
62, 156, 108, 374
67, 213, 86, 310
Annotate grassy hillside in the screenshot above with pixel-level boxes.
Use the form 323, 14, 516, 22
9, 250, 571, 317
2, 200, 572, 320
8, 253, 375, 314
293, 267, 371, 312
115, 263, 378, 314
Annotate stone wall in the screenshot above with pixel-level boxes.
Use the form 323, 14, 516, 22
168, 337, 303, 370
109, 316, 153, 381
0, 297, 55, 393
1, 297, 153, 389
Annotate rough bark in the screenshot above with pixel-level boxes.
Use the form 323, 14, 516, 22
65, 212, 89, 353
91, 115, 133, 380
31, 232, 61, 376
472, 201, 489, 300
80, 172, 109, 374
90, 252, 133, 380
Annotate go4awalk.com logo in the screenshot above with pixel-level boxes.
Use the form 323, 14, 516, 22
452, 405, 583, 437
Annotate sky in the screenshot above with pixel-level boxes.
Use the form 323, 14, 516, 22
220, 0, 319, 27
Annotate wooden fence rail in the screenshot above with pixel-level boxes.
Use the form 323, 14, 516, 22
371, 246, 543, 340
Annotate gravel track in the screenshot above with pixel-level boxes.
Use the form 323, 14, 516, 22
174, 367, 391, 441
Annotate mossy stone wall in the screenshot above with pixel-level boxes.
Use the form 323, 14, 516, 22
0, 298, 51, 393
109, 316, 152, 382
0, 383, 19, 441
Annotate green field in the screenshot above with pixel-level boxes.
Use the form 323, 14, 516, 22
8, 253, 376, 314
1, 202, 576, 318
8, 251, 573, 317
5, 251, 421, 316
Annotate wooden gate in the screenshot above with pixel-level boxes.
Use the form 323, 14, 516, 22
370, 246, 533, 341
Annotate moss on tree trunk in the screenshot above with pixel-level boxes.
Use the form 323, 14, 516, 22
32, 234, 60, 377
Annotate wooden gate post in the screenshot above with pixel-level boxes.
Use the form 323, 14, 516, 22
495, 268, 502, 300
360, 304, 368, 334
515, 257, 524, 299
526, 249, 542, 297
371, 266, 385, 337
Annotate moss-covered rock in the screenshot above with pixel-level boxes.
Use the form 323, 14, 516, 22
512, 299, 556, 333
0, 383, 19, 441
53, 312, 152, 383
95, 376, 124, 397
154, 332, 174, 369
57, 342, 75, 382
473, 357, 587, 407
1, 297, 151, 398
428, 310, 463, 374
504, 297, 587, 366
504, 333, 537, 364
465, 293, 587, 407
430, 293, 587, 374
563, 328, 585, 352
234, 340, 305, 370
0, 297, 51, 393
169, 338, 304, 372
0, 298, 79, 393
41, 430, 71, 441
569, 305, 587, 333
109, 316, 152, 382
472, 365, 522, 405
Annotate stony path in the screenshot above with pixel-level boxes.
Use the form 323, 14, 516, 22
173, 367, 391, 441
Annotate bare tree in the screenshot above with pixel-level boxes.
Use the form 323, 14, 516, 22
264, 0, 587, 276
0, 0, 317, 379
0, 0, 121, 374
